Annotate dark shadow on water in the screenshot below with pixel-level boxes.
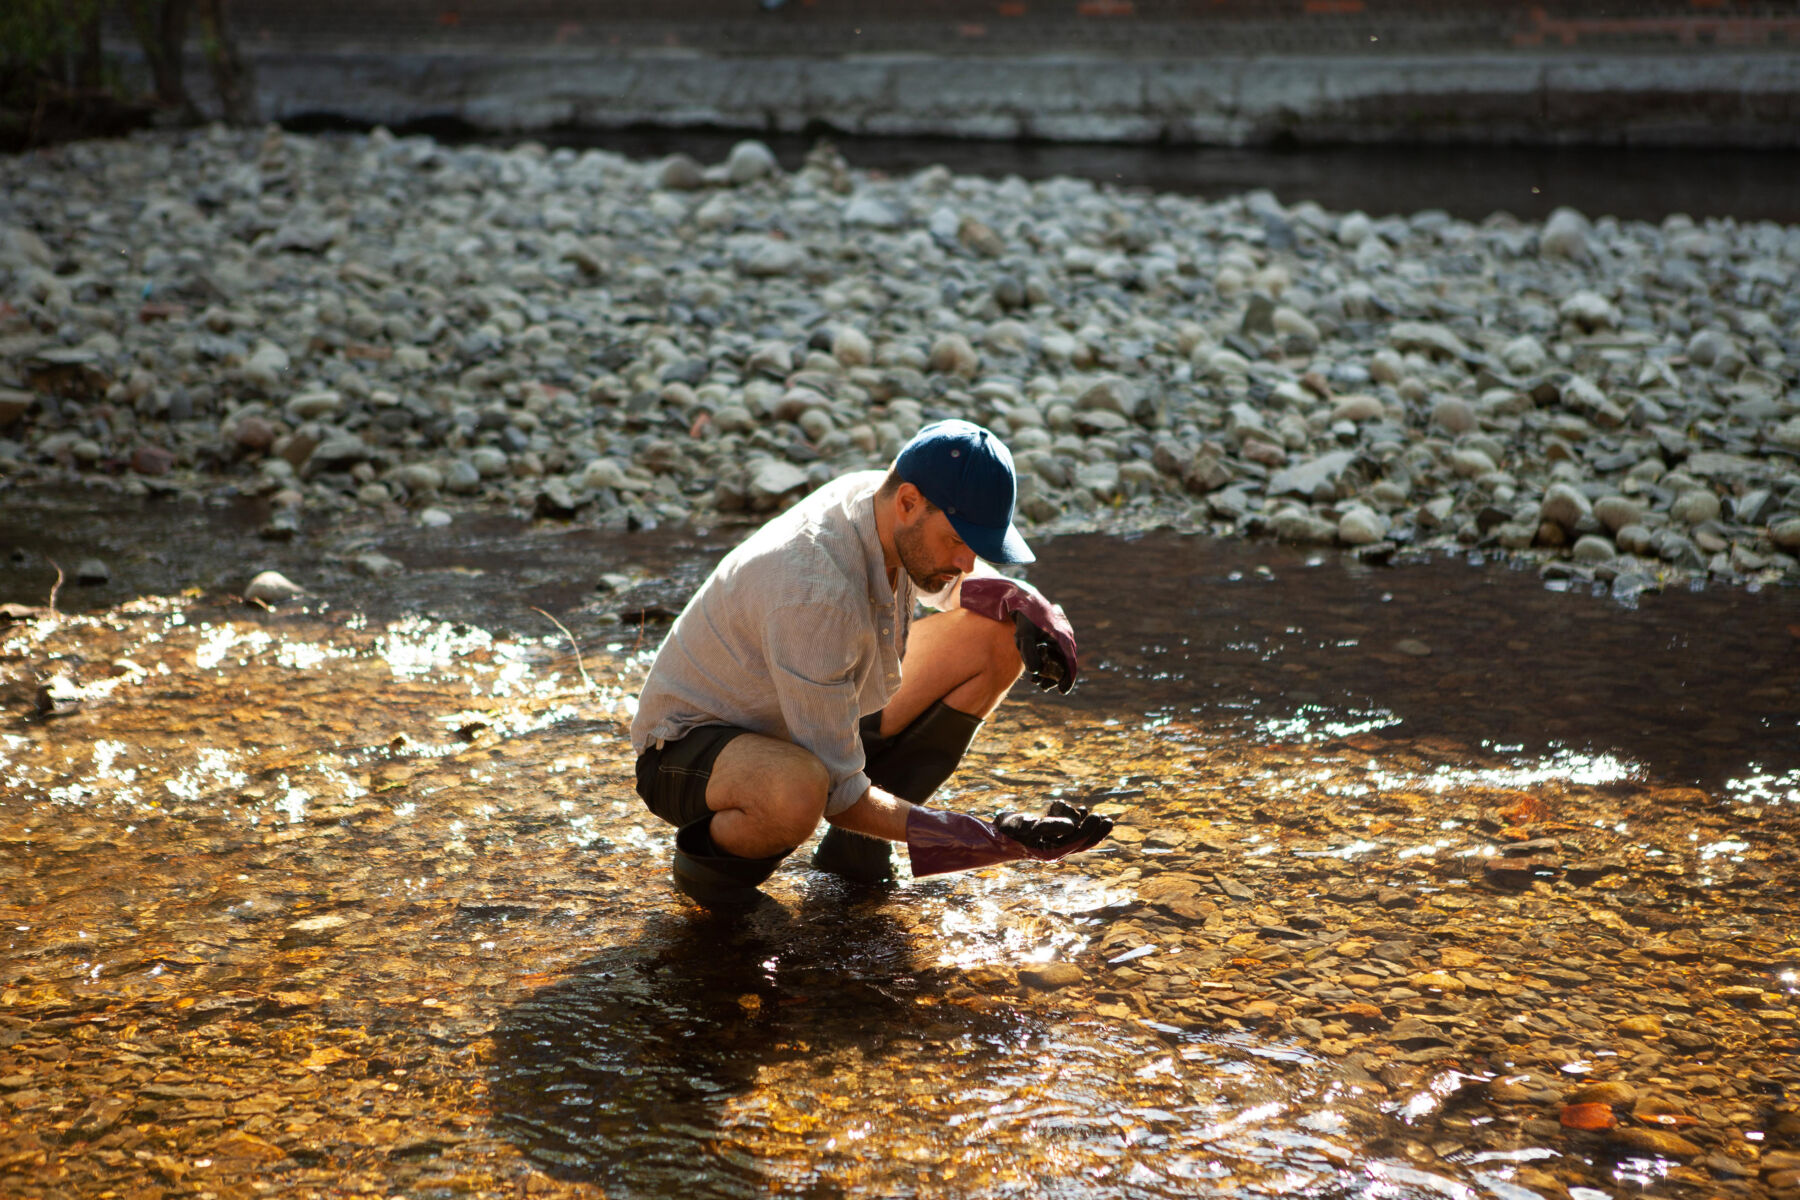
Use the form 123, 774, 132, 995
486, 893, 1025, 1197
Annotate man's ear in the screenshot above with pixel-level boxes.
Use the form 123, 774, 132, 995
895, 482, 926, 519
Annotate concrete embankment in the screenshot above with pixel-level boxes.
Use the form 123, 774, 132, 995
108, 1, 1800, 147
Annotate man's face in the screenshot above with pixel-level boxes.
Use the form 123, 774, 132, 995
895, 502, 977, 593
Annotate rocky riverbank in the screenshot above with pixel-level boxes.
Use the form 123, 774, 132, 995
3, 127, 1799, 596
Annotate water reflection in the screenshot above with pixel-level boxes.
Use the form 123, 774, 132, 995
3, 499, 1797, 1198
487, 896, 1402, 1199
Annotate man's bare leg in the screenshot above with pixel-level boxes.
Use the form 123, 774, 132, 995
703, 734, 829, 858
880, 608, 1024, 734
814, 608, 1024, 880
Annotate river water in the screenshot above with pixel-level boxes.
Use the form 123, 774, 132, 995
361, 120, 1800, 225
2, 490, 1796, 1198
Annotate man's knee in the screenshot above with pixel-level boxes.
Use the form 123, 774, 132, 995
765, 753, 830, 845
712, 736, 829, 847
967, 607, 1025, 685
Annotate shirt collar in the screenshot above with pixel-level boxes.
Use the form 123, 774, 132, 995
851, 477, 909, 611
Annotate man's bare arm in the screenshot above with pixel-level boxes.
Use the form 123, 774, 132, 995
825, 786, 912, 842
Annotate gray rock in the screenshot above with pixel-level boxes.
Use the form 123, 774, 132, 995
748, 459, 810, 508
245, 570, 307, 605
1540, 207, 1593, 261
307, 436, 373, 473
843, 193, 906, 230
1571, 534, 1617, 564
1615, 523, 1657, 555
1338, 507, 1390, 545
1592, 495, 1646, 533
732, 237, 805, 277
1268, 450, 1357, 500
725, 140, 778, 185
1670, 489, 1722, 525
1430, 397, 1477, 435
1499, 335, 1548, 375
929, 334, 980, 379
285, 390, 343, 421
443, 460, 482, 495
1388, 321, 1473, 361
1449, 448, 1497, 478
1559, 290, 1616, 330
1273, 507, 1338, 543
657, 154, 706, 190
353, 552, 402, 578
1539, 483, 1592, 530
1686, 329, 1734, 368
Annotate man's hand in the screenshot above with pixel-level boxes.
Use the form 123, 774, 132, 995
1013, 613, 1069, 693
960, 576, 1079, 694
906, 799, 1113, 876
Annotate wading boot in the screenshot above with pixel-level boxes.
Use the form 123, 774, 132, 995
672, 816, 790, 908
813, 701, 983, 883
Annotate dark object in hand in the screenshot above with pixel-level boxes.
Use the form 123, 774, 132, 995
994, 800, 1112, 853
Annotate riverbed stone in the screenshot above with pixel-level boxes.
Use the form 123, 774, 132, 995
1540, 483, 1593, 531
1570, 534, 1616, 564
725, 139, 778, 185
1592, 495, 1646, 533
1540, 207, 1594, 261
245, 570, 307, 605
0, 127, 1794, 598
1670, 489, 1722, 526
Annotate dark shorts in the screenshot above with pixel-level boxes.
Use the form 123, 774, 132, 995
634, 713, 887, 830
634, 724, 750, 830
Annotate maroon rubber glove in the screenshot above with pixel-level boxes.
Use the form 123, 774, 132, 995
960, 576, 1079, 694
906, 800, 1113, 877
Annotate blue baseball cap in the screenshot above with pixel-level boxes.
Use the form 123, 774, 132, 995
895, 419, 1034, 564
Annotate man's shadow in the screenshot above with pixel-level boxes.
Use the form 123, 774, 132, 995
486, 884, 1014, 1196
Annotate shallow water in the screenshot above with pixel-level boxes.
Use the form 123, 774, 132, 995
460, 126, 1800, 226
2, 492, 1796, 1199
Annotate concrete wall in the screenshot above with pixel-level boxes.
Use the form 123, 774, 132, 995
119, 1, 1800, 146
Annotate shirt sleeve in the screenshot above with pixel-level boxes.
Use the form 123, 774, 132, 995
761, 601, 872, 817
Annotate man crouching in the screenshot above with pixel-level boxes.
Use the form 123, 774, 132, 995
629, 419, 1111, 906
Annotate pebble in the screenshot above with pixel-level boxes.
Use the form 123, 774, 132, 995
244, 570, 307, 605
724, 139, 778, 185
1611, 1127, 1703, 1160
1018, 963, 1084, 991
0, 130, 1795, 595
1540, 207, 1594, 261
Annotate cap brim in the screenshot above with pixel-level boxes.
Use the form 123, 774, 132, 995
948, 513, 1034, 565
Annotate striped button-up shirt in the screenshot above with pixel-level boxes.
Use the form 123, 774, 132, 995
630, 470, 916, 816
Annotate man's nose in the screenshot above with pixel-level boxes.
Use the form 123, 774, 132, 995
952, 544, 977, 574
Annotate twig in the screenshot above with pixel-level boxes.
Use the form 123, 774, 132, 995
530, 606, 595, 694
46, 560, 64, 617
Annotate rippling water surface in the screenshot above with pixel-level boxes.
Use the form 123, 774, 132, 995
2, 493, 1795, 1199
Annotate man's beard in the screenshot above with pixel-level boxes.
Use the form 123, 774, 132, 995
895, 516, 959, 593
